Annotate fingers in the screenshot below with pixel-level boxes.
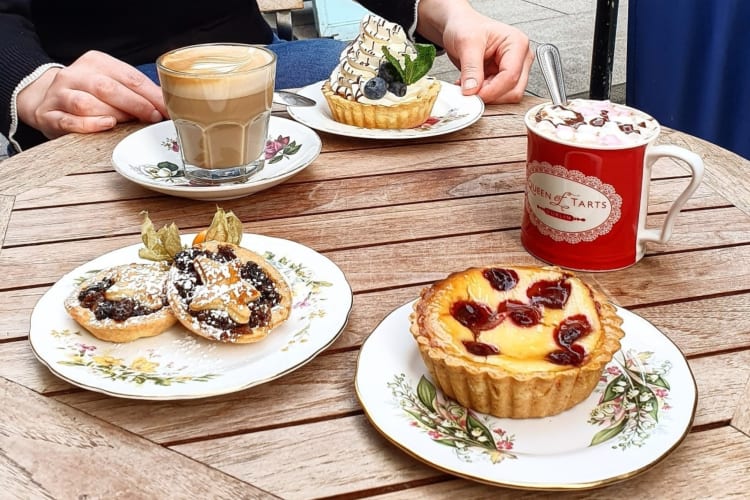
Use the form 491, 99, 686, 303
477, 38, 535, 104
22, 50, 168, 140
80, 72, 165, 123
445, 16, 534, 105
54, 51, 167, 121
60, 88, 133, 122
84, 51, 167, 117
42, 111, 117, 138
455, 41, 487, 96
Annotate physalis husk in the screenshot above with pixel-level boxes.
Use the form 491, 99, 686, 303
138, 211, 184, 262
202, 207, 243, 245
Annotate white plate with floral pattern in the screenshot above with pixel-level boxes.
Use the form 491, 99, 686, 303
29, 234, 352, 400
356, 301, 697, 490
287, 81, 484, 139
111, 117, 321, 201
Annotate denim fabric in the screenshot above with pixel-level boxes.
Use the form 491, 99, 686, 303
138, 35, 347, 90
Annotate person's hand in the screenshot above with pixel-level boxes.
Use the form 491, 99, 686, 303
417, 0, 534, 104
442, 15, 534, 104
16, 50, 167, 139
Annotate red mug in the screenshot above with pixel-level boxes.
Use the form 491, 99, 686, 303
521, 99, 704, 271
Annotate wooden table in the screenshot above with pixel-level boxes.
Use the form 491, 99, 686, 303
2, 95, 750, 498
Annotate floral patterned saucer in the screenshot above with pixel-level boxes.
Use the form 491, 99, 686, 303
287, 81, 484, 139
355, 301, 697, 490
29, 234, 352, 400
111, 117, 321, 201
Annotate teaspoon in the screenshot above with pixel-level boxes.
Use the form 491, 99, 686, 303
273, 90, 316, 107
536, 43, 568, 105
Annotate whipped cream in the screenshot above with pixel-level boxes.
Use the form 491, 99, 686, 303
528, 99, 660, 147
327, 14, 434, 105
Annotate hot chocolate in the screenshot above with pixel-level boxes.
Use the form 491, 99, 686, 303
528, 99, 659, 147
157, 44, 276, 180
521, 99, 703, 271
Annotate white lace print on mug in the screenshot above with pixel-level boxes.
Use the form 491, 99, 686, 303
525, 161, 622, 244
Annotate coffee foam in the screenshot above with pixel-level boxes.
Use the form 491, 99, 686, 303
528, 99, 659, 147
159, 45, 274, 99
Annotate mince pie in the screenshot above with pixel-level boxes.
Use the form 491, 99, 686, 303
64, 262, 176, 342
166, 241, 291, 343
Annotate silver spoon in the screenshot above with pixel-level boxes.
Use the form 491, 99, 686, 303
273, 90, 316, 107
536, 43, 567, 105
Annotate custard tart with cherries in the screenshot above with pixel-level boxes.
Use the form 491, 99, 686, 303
409, 265, 624, 418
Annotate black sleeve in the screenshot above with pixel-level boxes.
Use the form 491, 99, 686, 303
0, 0, 57, 145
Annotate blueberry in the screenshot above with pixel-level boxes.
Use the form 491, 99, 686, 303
377, 62, 399, 83
388, 81, 407, 97
363, 77, 387, 99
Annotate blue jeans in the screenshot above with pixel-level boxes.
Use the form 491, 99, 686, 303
137, 35, 347, 89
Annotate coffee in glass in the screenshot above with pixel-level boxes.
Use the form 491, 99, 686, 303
157, 43, 276, 184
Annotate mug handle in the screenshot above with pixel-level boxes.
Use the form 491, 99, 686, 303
639, 144, 704, 244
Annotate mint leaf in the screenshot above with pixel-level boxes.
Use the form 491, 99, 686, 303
382, 43, 436, 85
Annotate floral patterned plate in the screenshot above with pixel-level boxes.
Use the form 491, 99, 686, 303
29, 234, 352, 400
355, 301, 697, 490
111, 117, 321, 201
287, 81, 484, 139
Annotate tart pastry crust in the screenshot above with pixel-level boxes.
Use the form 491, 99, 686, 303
322, 79, 440, 129
166, 241, 291, 343
409, 265, 624, 418
64, 263, 176, 343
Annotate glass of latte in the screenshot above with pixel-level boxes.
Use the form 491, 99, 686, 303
157, 43, 276, 185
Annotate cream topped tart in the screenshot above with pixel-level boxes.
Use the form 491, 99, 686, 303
167, 241, 291, 343
410, 265, 624, 418
322, 14, 440, 129
64, 262, 176, 342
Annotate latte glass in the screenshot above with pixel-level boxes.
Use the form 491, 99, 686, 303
157, 43, 276, 185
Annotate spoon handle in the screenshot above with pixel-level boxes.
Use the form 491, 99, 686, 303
273, 90, 317, 107
536, 43, 567, 105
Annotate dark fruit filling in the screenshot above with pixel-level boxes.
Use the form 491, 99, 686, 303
498, 300, 541, 327
463, 340, 500, 356
483, 268, 519, 292
451, 300, 501, 333
172, 246, 281, 338
527, 278, 571, 309
241, 262, 281, 305
547, 344, 585, 365
546, 315, 592, 366
78, 278, 164, 322
556, 315, 591, 347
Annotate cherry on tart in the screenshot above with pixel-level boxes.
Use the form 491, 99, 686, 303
409, 265, 624, 418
